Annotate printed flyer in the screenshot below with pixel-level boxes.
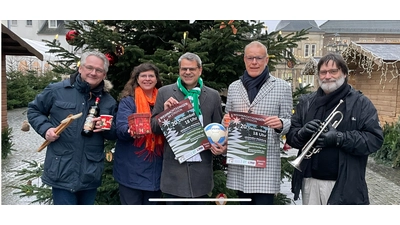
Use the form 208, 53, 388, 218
156, 99, 211, 163
226, 111, 268, 168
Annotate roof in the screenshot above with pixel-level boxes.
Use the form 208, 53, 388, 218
275, 20, 321, 32
319, 20, 400, 34
356, 43, 400, 61
1, 24, 43, 60
21, 38, 63, 61
342, 41, 400, 79
37, 20, 69, 35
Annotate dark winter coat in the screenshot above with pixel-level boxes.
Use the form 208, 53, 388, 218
113, 96, 163, 191
151, 83, 223, 197
286, 86, 383, 204
27, 72, 117, 192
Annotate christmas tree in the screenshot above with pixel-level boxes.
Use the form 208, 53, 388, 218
10, 20, 309, 205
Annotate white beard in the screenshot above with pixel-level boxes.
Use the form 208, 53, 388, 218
318, 75, 345, 94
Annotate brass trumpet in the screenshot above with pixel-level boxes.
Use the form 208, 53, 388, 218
289, 99, 344, 172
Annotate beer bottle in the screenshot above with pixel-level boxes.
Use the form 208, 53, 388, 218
81, 97, 100, 137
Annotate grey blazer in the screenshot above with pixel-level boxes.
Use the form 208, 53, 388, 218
151, 83, 223, 197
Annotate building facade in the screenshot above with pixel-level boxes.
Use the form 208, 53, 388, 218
274, 20, 400, 92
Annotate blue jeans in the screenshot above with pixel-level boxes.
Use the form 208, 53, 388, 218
52, 187, 97, 205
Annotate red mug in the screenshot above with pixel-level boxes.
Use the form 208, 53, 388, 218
100, 115, 113, 130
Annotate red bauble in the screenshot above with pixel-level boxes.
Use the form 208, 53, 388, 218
66, 30, 79, 45
105, 52, 117, 66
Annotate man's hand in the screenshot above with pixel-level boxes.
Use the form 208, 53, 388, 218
45, 128, 59, 142
314, 123, 344, 148
210, 140, 227, 155
298, 119, 321, 140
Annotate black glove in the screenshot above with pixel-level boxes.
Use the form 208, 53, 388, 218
298, 119, 321, 140
314, 123, 344, 148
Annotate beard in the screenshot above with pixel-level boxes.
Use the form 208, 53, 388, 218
318, 74, 345, 94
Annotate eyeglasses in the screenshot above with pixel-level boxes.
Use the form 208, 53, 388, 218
245, 56, 266, 63
139, 74, 156, 79
82, 65, 105, 74
180, 67, 198, 72
319, 68, 340, 76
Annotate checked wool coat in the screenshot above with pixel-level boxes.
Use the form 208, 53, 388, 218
225, 75, 293, 194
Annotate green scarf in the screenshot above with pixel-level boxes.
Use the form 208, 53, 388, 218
176, 77, 203, 123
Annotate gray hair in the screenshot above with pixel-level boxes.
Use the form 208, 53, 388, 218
80, 50, 109, 73
178, 52, 202, 68
244, 41, 268, 55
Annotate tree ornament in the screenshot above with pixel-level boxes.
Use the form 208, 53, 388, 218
114, 44, 125, 56
21, 120, 30, 132
287, 60, 295, 68
66, 30, 79, 45
219, 22, 226, 29
219, 20, 237, 34
105, 52, 117, 66
106, 151, 113, 162
283, 142, 291, 151
215, 193, 227, 205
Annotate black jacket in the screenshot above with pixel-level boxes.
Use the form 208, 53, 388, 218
286, 86, 383, 204
28, 73, 118, 192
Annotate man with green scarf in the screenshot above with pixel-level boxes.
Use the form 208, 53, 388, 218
151, 52, 225, 204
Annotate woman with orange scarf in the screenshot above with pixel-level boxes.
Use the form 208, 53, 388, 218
113, 63, 164, 205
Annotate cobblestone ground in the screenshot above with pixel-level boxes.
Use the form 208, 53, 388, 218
1, 108, 400, 205
1, 108, 45, 205
280, 147, 400, 205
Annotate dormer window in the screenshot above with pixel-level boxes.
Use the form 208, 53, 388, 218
48, 20, 57, 28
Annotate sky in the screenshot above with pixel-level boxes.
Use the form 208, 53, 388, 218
261, 20, 327, 32
1, 1, 395, 21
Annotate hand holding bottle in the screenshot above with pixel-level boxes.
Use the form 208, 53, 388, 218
82, 97, 100, 137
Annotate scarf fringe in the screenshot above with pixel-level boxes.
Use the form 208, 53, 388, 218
133, 136, 164, 162
135, 145, 164, 162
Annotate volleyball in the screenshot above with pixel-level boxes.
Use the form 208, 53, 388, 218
204, 123, 226, 145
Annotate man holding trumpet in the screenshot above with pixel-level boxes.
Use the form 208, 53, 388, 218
286, 53, 383, 205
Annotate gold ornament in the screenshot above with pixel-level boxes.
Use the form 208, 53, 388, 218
114, 44, 125, 56
106, 151, 113, 162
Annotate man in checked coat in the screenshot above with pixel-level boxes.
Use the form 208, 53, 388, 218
223, 41, 293, 204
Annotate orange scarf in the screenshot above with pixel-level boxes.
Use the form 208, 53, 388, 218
133, 87, 164, 161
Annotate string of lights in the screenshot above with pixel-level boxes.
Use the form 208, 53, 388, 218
342, 42, 400, 87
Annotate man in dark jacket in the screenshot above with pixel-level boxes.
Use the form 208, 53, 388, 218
28, 50, 117, 205
286, 53, 383, 205
150, 52, 225, 204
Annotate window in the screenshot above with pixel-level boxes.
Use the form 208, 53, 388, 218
304, 44, 316, 57
11, 20, 17, 26
302, 75, 315, 87
311, 45, 316, 56
26, 20, 32, 26
304, 44, 310, 57
48, 20, 57, 28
